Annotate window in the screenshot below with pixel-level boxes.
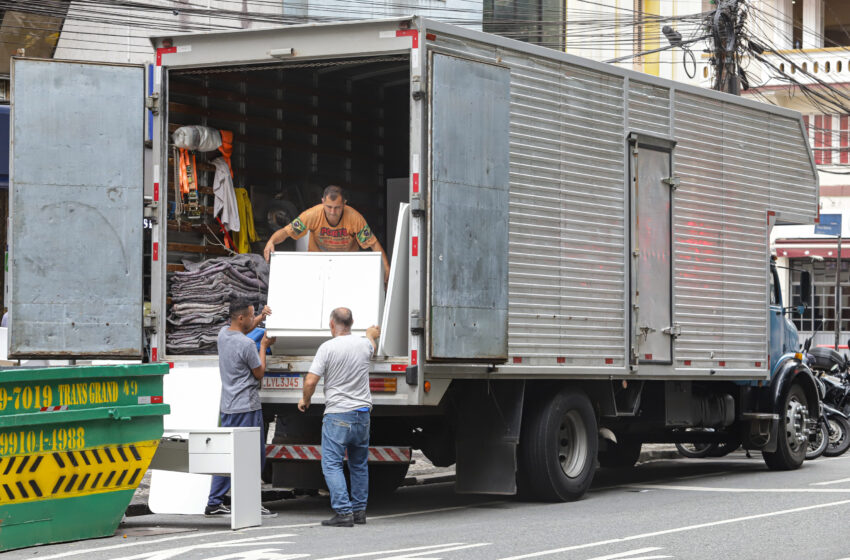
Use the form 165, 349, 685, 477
825, 0, 850, 47
791, 258, 850, 333
814, 114, 834, 165
483, 0, 565, 50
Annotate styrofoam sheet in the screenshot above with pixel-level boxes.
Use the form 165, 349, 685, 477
266, 252, 385, 354
378, 204, 409, 356
149, 363, 222, 515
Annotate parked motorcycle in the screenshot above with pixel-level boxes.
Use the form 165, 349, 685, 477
804, 340, 850, 459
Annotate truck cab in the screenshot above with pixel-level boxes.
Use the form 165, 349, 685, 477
769, 260, 811, 376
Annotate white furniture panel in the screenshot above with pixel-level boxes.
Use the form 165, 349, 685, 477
379, 204, 409, 357
266, 252, 385, 354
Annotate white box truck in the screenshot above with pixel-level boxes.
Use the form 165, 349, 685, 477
7, 16, 820, 501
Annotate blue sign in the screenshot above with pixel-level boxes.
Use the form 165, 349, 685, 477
815, 213, 842, 236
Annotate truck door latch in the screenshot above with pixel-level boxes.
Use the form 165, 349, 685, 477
662, 176, 680, 190
638, 325, 655, 342
662, 323, 682, 339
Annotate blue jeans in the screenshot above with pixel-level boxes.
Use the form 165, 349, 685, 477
207, 409, 266, 507
321, 411, 370, 514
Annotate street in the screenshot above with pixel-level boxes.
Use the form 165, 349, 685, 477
8, 452, 850, 560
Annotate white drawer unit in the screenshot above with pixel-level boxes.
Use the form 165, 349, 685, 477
150, 427, 262, 530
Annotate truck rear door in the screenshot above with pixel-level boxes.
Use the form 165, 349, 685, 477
8, 58, 145, 358
427, 53, 511, 362
630, 136, 675, 365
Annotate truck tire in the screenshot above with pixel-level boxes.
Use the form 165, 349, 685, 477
598, 436, 642, 468
518, 387, 597, 501
762, 383, 809, 470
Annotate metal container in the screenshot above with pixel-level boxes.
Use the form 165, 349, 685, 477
0, 363, 169, 552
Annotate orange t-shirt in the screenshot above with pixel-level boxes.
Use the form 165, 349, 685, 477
283, 204, 377, 252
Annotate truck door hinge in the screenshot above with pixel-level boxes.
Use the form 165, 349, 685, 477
662, 176, 680, 190
410, 197, 426, 218
410, 311, 424, 335
144, 311, 157, 329
146, 93, 160, 116
662, 323, 682, 339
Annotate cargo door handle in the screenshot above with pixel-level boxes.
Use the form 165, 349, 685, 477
662, 324, 682, 339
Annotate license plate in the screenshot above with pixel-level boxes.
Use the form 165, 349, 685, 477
262, 375, 303, 390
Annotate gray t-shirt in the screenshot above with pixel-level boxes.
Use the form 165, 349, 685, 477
217, 327, 262, 414
309, 334, 374, 414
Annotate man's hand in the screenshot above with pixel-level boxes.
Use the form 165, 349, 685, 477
260, 333, 276, 348
263, 241, 275, 263
384, 266, 390, 287
252, 307, 273, 331
298, 397, 310, 412
366, 325, 381, 340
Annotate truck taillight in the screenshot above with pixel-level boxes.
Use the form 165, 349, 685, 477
370, 377, 397, 393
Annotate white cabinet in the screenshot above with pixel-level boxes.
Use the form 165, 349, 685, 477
265, 252, 385, 353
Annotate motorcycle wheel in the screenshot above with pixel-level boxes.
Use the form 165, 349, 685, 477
675, 442, 715, 458
806, 423, 828, 460
824, 415, 850, 457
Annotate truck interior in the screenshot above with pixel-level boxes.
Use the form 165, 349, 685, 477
163, 55, 411, 355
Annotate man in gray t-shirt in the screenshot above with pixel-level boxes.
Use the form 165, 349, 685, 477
299, 307, 380, 527
206, 298, 275, 517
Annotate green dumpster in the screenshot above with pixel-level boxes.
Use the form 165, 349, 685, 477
0, 364, 169, 551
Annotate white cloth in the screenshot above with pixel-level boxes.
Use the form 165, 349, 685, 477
211, 157, 240, 232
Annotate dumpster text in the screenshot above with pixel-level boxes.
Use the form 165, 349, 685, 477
0, 426, 86, 456
0, 380, 128, 412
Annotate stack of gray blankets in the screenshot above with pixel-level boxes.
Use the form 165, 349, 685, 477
167, 254, 270, 354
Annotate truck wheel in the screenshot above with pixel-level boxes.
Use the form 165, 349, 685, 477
823, 415, 850, 457
519, 387, 597, 501
762, 383, 809, 470
598, 436, 642, 468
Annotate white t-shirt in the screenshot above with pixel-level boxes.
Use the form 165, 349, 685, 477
309, 334, 374, 414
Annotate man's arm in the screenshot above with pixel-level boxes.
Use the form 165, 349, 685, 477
298, 373, 321, 412
370, 240, 390, 285
365, 325, 381, 353
251, 305, 272, 331
263, 228, 291, 262
251, 334, 275, 380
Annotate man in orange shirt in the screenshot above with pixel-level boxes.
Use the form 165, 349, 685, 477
263, 185, 390, 284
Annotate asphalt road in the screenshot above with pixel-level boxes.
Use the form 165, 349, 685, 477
11, 451, 850, 560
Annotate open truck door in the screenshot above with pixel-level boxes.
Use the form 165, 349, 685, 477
427, 53, 511, 362
8, 59, 145, 358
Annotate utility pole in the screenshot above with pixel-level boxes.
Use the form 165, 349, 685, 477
708, 0, 745, 94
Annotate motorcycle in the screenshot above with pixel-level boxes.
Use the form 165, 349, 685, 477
804, 340, 850, 459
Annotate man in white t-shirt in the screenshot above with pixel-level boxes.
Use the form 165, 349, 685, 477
299, 307, 380, 527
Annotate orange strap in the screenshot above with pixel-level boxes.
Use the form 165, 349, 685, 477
218, 130, 234, 177
215, 217, 234, 250
178, 148, 198, 195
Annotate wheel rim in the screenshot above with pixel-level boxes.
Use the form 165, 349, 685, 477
558, 410, 588, 478
785, 396, 809, 452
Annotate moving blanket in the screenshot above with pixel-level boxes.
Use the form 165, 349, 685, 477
167, 254, 269, 355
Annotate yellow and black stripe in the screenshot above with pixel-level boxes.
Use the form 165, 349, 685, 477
0, 440, 159, 505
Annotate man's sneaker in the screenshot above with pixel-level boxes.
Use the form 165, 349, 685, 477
261, 506, 278, 518
321, 513, 354, 527
204, 503, 231, 517
353, 510, 366, 525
